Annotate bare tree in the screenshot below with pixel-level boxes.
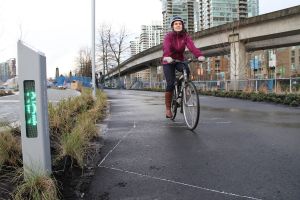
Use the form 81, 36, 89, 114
107, 26, 130, 79
96, 23, 112, 76
75, 47, 92, 77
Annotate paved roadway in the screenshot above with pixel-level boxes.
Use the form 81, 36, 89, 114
0, 89, 80, 123
87, 89, 300, 200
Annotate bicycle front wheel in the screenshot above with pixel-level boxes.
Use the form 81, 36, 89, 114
182, 81, 200, 130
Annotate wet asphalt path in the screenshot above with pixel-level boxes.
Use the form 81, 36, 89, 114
87, 89, 300, 200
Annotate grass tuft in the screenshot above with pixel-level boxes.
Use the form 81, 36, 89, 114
58, 131, 88, 168
13, 168, 59, 200
0, 130, 21, 167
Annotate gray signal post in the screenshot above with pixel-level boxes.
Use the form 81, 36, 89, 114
91, 0, 96, 97
17, 41, 52, 176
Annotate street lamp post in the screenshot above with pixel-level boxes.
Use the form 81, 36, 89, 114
91, 0, 96, 97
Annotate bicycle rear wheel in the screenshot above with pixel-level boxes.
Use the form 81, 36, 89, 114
171, 88, 177, 120
182, 81, 200, 130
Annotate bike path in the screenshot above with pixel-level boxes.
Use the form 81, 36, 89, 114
86, 89, 300, 200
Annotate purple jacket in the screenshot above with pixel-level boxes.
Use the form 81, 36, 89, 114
162, 31, 203, 64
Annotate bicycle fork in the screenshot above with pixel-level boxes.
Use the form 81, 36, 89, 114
175, 81, 184, 113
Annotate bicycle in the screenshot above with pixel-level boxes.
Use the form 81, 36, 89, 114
170, 59, 202, 130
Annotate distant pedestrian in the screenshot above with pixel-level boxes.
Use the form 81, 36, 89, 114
99, 72, 104, 90
95, 73, 99, 89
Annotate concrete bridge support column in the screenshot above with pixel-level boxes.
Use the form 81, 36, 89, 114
124, 74, 131, 89
229, 34, 246, 91
112, 78, 117, 88
149, 66, 158, 89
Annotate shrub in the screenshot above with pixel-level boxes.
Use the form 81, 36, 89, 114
290, 100, 299, 107
258, 84, 268, 94
239, 92, 250, 99
199, 89, 300, 107
243, 85, 254, 93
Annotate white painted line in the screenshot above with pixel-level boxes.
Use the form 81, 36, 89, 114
216, 121, 232, 124
108, 99, 133, 102
208, 117, 224, 120
0, 100, 19, 103
200, 121, 232, 124
0, 112, 13, 117
99, 165, 262, 200
162, 125, 187, 128
107, 127, 131, 131
98, 120, 136, 166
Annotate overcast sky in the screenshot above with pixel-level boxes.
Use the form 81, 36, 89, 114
0, 0, 299, 78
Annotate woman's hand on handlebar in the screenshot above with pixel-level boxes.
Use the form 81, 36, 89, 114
163, 57, 173, 63
187, 57, 206, 63
198, 56, 205, 62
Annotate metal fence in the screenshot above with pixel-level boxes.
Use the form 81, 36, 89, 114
143, 82, 166, 89
141, 77, 300, 94
193, 77, 300, 93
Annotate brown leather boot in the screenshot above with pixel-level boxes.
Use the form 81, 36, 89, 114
165, 91, 173, 118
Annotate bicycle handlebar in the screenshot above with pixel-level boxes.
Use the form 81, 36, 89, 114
172, 58, 206, 63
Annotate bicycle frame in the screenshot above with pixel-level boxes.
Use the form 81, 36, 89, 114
171, 59, 202, 130
174, 66, 188, 113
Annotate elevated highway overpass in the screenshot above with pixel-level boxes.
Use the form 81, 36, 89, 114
107, 6, 300, 88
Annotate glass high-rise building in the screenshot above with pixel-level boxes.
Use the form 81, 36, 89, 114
247, 0, 259, 17
139, 23, 163, 52
197, 0, 259, 31
130, 37, 140, 56
130, 22, 163, 56
0, 62, 9, 82
0, 58, 16, 82
161, 0, 196, 34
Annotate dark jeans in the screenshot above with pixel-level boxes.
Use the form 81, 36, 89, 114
163, 62, 190, 92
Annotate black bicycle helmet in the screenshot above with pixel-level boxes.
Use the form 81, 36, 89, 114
170, 16, 184, 27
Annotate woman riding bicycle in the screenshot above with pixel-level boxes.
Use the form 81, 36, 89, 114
162, 16, 205, 118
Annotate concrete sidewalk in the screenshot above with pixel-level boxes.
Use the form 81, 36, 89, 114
86, 89, 300, 200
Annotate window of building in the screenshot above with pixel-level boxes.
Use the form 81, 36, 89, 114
291, 50, 295, 57
291, 57, 295, 63
291, 64, 296, 71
